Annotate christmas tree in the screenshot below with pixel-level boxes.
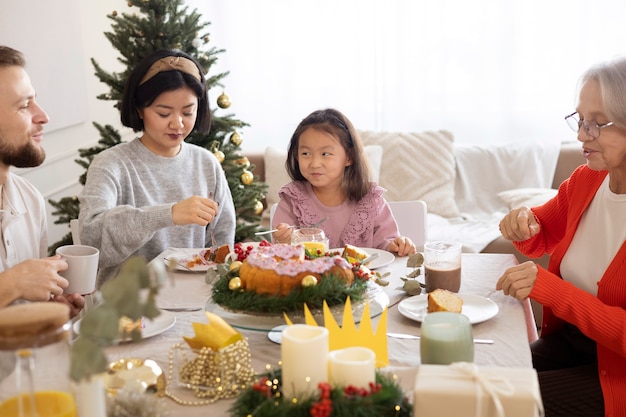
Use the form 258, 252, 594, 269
48, 0, 267, 253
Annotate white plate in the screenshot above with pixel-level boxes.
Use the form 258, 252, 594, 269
73, 311, 177, 342
398, 293, 499, 324
163, 250, 217, 272
329, 247, 395, 270
361, 248, 395, 269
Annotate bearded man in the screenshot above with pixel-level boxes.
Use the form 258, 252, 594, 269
0, 46, 84, 317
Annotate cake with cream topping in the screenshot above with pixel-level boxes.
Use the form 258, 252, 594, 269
238, 244, 354, 296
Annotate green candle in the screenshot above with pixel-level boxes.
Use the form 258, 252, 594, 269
420, 312, 474, 365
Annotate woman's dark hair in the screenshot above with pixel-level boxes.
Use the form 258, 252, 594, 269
285, 108, 371, 201
120, 49, 211, 133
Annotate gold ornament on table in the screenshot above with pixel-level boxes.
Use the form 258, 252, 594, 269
213, 150, 225, 163
217, 92, 231, 109
229, 131, 243, 146
167, 312, 255, 405
254, 200, 264, 215
240, 170, 254, 185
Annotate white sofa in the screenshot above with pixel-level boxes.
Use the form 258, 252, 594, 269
250, 131, 585, 271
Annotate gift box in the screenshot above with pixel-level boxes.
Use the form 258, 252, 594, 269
414, 363, 543, 417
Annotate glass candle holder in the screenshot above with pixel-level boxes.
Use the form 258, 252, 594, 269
420, 312, 474, 365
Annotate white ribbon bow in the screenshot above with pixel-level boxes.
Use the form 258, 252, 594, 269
450, 362, 515, 417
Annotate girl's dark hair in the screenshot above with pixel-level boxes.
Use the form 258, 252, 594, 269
120, 49, 211, 133
285, 108, 371, 201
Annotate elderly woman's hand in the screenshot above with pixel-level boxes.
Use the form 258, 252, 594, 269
496, 261, 538, 301
499, 206, 540, 242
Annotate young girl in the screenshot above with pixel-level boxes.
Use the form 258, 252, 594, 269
79, 49, 235, 286
272, 108, 415, 256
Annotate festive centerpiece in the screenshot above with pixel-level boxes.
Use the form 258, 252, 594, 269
208, 241, 386, 315
228, 297, 411, 417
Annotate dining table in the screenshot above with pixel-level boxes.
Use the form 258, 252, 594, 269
103, 248, 538, 416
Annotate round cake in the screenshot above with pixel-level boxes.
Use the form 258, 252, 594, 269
239, 244, 354, 296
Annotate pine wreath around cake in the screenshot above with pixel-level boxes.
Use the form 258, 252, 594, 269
210, 242, 376, 315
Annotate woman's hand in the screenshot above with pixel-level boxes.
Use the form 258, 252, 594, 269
172, 196, 218, 226
499, 207, 540, 241
272, 223, 294, 244
387, 236, 417, 256
496, 260, 538, 301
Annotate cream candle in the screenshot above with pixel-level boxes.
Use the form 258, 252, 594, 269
328, 347, 376, 388
281, 324, 329, 399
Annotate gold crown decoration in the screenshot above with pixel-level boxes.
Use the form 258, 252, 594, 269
284, 297, 389, 367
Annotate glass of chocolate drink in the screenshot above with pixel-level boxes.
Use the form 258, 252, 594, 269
423, 241, 462, 293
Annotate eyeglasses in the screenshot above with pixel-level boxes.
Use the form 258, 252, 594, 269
564, 112, 614, 139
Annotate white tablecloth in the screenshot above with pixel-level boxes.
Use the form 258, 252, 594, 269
105, 251, 536, 415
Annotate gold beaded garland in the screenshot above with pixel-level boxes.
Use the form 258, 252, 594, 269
165, 340, 255, 405
240, 170, 254, 185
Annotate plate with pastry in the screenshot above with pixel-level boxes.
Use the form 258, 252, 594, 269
398, 289, 499, 324
332, 245, 395, 270
164, 245, 231, 272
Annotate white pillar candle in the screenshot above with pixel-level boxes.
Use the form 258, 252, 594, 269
281, 324, 329, 399
75, 374, 107, 417
328, 347, 376, 389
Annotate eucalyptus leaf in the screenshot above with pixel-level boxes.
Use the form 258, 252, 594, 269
406, 252, 424, 268
402, 280, 423, 295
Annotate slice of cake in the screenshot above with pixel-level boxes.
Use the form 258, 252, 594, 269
342, 244, 369, 264
427, 289, 463, 313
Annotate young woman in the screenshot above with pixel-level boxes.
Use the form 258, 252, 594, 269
272, 108, 415, 256
79, 49, 235, 286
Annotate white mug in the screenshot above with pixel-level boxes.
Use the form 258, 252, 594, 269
56, 245, 99, 295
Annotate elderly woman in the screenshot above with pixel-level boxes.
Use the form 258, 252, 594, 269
496, 57, 626, 417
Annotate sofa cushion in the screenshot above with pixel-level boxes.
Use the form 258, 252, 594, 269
454, 142, 560, 219
358, 129, 460, 218
497, 187, 558, 210
263, 145, 384, 217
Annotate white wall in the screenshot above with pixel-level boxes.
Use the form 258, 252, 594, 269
1, 1, 129, 245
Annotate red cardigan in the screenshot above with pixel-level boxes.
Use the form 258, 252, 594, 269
515, 165, 626, 417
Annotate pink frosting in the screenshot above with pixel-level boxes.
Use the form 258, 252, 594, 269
246, 243, 351, 276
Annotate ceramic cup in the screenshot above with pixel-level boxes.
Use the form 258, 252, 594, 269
420, 312, 474, 365
291, 227, 329, 254
56, 245, 99, 295
423, 241, 462, 293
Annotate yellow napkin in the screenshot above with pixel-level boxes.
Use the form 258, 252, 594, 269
183, 312, 242, 350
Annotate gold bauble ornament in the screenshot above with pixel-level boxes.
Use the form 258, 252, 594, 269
229, 261, 243, 273
234, 156, 250, 168
203, 36, 210, 43
112, 10, 118, 16
240, 170, 254, 185
228, 277, 242, 290
127, 1, 132, 6
217, 92, 231, 109
229, 131, 243, 146
213, 150, 225, 163
301, 275, 318, 287
254, 200, 264, 215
